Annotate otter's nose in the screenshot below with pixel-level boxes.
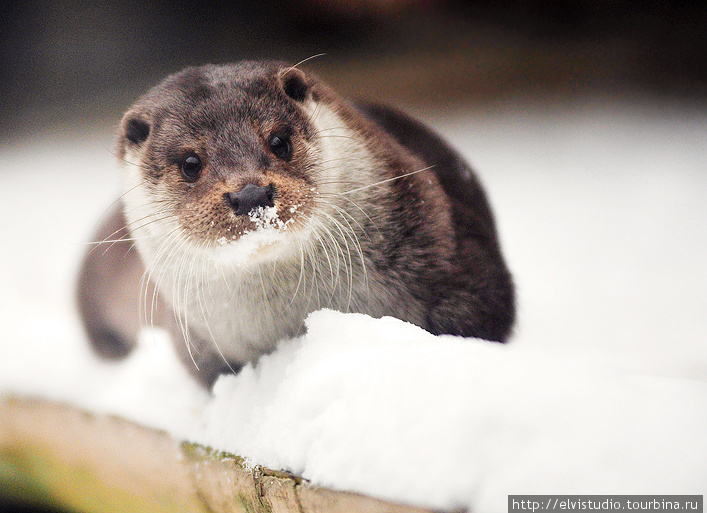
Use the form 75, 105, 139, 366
225, 183, 275, 216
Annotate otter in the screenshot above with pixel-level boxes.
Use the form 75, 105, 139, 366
76, 61, 515, 388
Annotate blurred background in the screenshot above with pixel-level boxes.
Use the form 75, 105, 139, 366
1, 2, 707, 511
1, 0, 706, 137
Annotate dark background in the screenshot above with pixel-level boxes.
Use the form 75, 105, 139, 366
2, 0, 706, 138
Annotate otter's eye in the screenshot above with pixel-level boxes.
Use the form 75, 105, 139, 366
269, 135, 292, 161
181, 154, 202, 182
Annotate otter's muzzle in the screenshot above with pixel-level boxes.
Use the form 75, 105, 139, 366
225, 184, 275, 216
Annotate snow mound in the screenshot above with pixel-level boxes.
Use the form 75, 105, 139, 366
192, 310, 707, 510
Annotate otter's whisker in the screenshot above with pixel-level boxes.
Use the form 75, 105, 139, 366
288, 53, 327, 71
284, 236, 307, 310
338, 165, 436, 195
194, 243, 239, 376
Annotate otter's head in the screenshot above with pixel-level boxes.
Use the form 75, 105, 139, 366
117, 61, 329, 265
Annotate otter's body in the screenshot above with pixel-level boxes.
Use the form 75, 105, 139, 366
77, 61, 514, 387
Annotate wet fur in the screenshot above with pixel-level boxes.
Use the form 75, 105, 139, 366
77, 61, 515, 388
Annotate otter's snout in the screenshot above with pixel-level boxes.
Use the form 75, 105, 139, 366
226, 183, 275, 216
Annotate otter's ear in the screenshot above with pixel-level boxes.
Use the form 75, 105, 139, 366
121, 111, 151, 146
279, 67, 309, 103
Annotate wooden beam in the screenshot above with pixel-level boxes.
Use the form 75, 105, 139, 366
0, 397, 443, 513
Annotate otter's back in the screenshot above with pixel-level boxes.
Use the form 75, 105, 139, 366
357, 103, 501, 254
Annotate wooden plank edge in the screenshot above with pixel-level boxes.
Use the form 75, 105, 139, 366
0, 395, 454, 513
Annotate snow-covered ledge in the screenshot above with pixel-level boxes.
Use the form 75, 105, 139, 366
3, 309, 706, 512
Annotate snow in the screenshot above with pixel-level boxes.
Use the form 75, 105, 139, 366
1, 98, 706, 511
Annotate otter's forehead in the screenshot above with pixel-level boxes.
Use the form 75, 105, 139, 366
150, 63, 300, 125
141, 64, 312, 166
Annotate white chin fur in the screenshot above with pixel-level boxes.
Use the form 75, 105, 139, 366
210, 206, 298, 266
